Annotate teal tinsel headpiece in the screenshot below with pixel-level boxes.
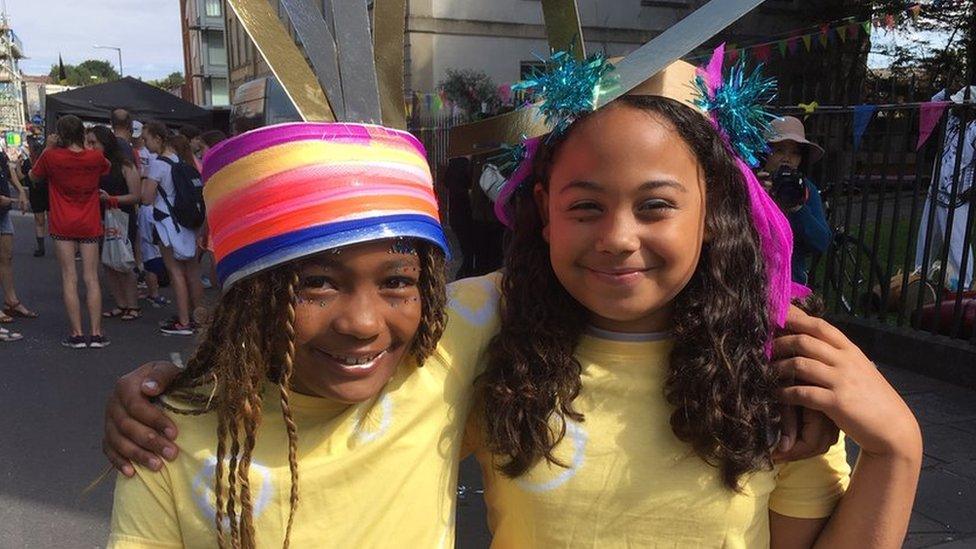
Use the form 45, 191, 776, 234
693, 58, 776, 167
513, 48, 616, 137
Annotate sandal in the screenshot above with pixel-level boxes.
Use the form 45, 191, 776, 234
0, 312, 12, 323
121, 307, 143, 321
0, 326, 22, 342
102, 307, 126, 318
3, 301, 37, 319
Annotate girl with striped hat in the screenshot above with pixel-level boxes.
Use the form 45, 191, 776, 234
107, 122, 496, 548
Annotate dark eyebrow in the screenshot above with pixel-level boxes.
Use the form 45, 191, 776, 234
559, 179, 687, 195
638, 180, 687, 193
559, 180, 603, 195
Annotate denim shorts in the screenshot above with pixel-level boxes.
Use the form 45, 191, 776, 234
0, 212, 12, 235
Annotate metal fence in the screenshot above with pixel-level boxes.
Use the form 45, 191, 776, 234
782, 99, 976, 346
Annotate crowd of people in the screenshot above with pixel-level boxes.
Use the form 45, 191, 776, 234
0, 108, 226, 347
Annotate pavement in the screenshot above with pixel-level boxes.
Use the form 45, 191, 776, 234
0, 211, 973, 548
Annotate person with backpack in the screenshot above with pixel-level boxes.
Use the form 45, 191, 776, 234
141, 122, 205, 336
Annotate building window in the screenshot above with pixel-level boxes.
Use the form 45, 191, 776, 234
210, 77, 229, 106
205, 0, 222, 18
206, 30, 227, 67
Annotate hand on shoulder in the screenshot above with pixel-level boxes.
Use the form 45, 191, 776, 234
772, 309, 922, 462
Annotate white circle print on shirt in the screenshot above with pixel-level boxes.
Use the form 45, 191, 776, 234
447, 277, 499, 328
353, 393, 394, 445
191, 455, 274, 528
514, 418, 589, 493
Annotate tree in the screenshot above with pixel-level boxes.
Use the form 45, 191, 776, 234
865, 0, 974, 97
49, 59, 120, 86
438, 69, 502, 120
148, 72, 186, 91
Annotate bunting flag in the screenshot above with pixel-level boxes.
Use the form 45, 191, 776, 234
777, 40, 788, 57
853, 104, 877, 150
916, 101, 951, 151
802, 34, 813, 51
754, 43, 772, 61
787, 36, 799, 55
727, 47, 740, 64
862, 21, 872, 35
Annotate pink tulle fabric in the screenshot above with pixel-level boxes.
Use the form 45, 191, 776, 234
700, 44, 810, 329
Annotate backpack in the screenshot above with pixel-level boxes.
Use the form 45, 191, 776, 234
157, 156, 206, 231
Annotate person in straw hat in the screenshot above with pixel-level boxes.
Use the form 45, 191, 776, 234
761, 115, 832, 285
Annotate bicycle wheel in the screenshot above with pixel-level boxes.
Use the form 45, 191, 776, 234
825, 233, 885, 315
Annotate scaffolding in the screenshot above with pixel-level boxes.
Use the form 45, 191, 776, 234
0, 9, 25, 136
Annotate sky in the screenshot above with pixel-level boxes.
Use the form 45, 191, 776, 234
5, 0, 184, 80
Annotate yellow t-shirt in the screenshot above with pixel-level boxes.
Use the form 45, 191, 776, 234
472, 332, 852, 548
108, 275, 503, 549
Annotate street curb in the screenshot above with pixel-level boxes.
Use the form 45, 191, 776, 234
828, 314, 976, 390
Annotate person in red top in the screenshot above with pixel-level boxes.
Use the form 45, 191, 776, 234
30, 115, 112, 349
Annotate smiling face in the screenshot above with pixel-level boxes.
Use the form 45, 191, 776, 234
537, 104, 707, 333
290, 239, 423, 403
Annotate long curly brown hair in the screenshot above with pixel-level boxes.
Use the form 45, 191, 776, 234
479, 95, 779, 490
163, 241, 447, 548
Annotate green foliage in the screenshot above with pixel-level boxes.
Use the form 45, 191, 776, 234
438, 69, 501, 119
49, 59, 121, 85
148, 72, 186, 91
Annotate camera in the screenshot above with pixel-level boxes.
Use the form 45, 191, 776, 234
770, 165, 808, 210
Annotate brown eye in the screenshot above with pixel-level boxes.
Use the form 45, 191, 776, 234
301, 276, 334, 290
383, 276, 416, 290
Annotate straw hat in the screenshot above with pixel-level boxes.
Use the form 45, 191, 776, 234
766, 116, 824, 165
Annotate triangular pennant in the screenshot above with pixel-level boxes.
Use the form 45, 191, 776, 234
916, 101, 951, 150
777, 40, 788, 57
862, 21, 872, 35
755, 43, 772, 62
853, 104, 877, 149
819, 25, 829, 48
726, 47, 740, 65
838, 25, 848, 42
802, 34, 813, 51
787, 36, 799, 55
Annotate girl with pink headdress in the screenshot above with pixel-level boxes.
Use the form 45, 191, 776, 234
468, 53, 921, 546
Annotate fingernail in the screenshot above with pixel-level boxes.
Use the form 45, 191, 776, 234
778, 435, 792, 452
148, 458, 162, 470
162, 447, 177, 460
164, 427, 177, 439
143, 380, 158, 392
122, 465, 134, 477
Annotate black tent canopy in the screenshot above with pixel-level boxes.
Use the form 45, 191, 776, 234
45, 77, 211, 132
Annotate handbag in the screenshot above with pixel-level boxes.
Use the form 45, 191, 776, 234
102, 208, 136, 272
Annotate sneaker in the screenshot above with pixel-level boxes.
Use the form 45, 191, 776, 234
147, 295, 170, 308
160, 320, 194, 336
88, 335, 111, 348
61, 335, 87, 349
159, 314, 179, 327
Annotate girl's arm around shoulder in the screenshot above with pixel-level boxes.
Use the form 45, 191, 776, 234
769, 310, 922, 549
107, 460, 183, 548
